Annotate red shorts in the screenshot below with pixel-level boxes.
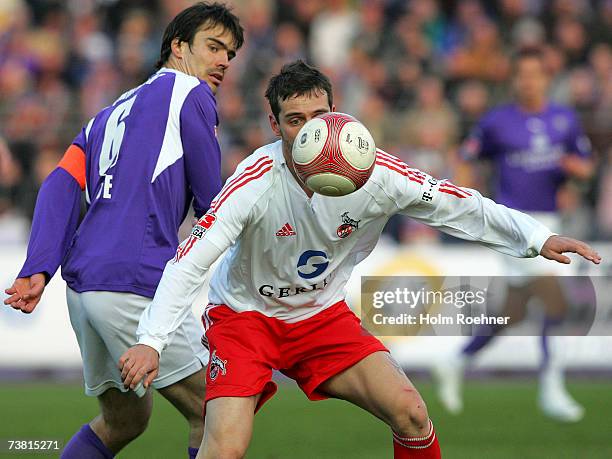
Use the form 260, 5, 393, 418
202, 300, 388, 411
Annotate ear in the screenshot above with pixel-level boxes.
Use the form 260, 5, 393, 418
331, 104, 336, 112
170, 38, 185, 60
269, 113, 281, 137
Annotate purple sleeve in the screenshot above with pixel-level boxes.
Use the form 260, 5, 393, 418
460, 113, 497, 160
180, 85, 222, 218
73, 127, 87, 151
18, 168, 82, 282
565, 110, 592, 158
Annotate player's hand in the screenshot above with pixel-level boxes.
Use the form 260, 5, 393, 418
119, 344, 160, 390
540, 235, 601, 265
3, 273, 46, 314
559, 155, 594, 180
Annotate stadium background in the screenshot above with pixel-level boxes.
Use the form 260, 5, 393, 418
0, 0, 611, 457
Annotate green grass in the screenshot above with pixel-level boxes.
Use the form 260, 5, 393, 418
0, 380, 611, 458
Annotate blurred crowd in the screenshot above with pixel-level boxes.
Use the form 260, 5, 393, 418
0, 0, 611, 244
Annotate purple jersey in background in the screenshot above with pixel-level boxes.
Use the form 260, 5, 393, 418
461, 103, 591, 212
20, 69, 222, 298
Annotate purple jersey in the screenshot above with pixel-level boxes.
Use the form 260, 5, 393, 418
20, 69, 222, 297
461, 103, 591, 212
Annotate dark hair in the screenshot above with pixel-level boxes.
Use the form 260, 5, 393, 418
265, 60, 333, 121
513, 47, 546, 67
156, 2, 244, 70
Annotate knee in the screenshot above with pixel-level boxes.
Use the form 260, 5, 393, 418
203, 436, 249, 459
202, 422, 250, 459
209, 444, 247, 459
388, 388, 430, 437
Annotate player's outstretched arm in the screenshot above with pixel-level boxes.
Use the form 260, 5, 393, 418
387, 163, 583, 260
4, 145, 83, 314
4, 273, 46, 313
118, 235, 225, 390
540, 235, 601, 265
119, 344, 159, 390
408, 180, 602, 265
395, 174, 550, 258
16, 145, 85, 292
119, 209, 237, 390
120, 154, 267, 389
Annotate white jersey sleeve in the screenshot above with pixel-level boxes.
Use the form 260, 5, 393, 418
374, 151, 553, 258
137, 152, 276, 354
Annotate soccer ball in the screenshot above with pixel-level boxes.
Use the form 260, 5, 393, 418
292, 112, 376, 196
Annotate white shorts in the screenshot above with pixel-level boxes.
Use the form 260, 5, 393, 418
503, 212, 569, 285
66, 287, 209, 397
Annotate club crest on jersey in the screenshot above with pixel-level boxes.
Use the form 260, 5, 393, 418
337, 212, 360, 238
209, 350, 227, 381
191, 212, 217, 239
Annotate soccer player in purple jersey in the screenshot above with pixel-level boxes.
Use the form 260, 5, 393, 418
3, 3, 243, 458
434, 48, 595, 422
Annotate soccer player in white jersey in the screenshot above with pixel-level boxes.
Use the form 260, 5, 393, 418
119, 61, 601, 459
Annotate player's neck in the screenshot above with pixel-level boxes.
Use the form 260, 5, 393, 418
164, 57, 188, 75
164, 59, 217, 94
518, 98, 547, 113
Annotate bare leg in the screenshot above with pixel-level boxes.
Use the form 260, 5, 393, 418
526, 278, 583, 421
320, 351, 429, 437
320, 351, 440, 457
90, 388, 153, 453
197, 395, 260, 459
158, 369, 207, 448
526, 277, 568, 319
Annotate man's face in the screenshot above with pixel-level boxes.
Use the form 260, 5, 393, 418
514, 57, 548, 104
269, 90, 333, 162
176, 23, 237, 94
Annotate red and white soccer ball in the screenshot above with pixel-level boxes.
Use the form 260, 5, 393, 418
292, 112, 376, 196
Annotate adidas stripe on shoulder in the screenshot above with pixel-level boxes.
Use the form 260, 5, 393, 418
210, 153, 275, 213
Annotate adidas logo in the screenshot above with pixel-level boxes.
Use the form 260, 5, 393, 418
276, 223, 296, 237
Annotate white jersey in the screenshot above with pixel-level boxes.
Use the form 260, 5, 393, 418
137, 140, 553, 354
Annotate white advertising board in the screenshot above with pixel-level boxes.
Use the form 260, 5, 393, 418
1, 240, 611, 370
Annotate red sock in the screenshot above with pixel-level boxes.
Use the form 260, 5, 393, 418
392, 420, 441, 458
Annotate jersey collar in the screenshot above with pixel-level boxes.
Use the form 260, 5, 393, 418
273, 140, 287, 166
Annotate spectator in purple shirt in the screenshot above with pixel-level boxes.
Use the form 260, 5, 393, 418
435, 47, 594, 423
4, 3, 243, 458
